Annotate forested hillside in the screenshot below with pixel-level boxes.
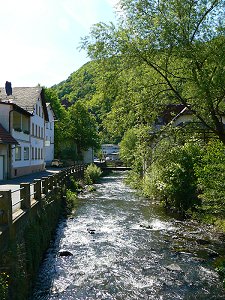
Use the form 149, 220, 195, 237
52, 61, 97, 105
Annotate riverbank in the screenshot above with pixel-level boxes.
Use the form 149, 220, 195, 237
0, 166, 86, 300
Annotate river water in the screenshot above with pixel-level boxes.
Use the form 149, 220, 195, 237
32, 172, 225, 300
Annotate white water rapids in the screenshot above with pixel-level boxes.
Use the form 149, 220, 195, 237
31, 172, 225, 300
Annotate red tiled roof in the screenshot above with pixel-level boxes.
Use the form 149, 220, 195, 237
0, 124, 18, 145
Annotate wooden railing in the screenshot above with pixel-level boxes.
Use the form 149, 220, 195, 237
0, 165, 85, 227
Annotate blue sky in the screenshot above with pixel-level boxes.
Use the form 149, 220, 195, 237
0, 0, 119, 88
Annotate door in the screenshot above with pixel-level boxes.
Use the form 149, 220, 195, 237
0, 156, 4, 180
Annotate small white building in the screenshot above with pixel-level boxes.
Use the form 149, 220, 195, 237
101, 144, 120, 160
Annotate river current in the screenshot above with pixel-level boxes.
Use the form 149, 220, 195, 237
32, 172, 225, 300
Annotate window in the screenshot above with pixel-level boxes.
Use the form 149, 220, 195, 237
32, 147, 34, 160
15, 146, 21, 161
13, 111, 21, 131
35, 148, 37, 160
39, 107, 41, 116
41, 127, 43, 138
35, 125, 38, 137
24, 147, 29, 160
38, 148, 40, 159
41, 149, 43, 159
22, 115, 29, 133
36, 104, 38, 115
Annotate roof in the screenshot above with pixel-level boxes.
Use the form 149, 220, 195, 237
0, 101, 32, 117
161, 104, 192, 124
0, 124, 18, 145
46, 103, 57, 119
0, 87, 49, 121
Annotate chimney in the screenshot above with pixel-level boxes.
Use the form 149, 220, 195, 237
5, 81, 12, 96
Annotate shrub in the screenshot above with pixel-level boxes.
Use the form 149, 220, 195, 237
68, 176, 83, 193
0, 272, 9, 300
64, 190, 78, 215
144, 140, 202, 214
84, 164, 102, 184
194, 140, 225, 215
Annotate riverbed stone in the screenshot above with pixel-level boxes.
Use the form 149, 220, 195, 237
87, 228, 96, 234
58, 250, 73, 257
166, 263, 183, 272
140, 224, 153, 229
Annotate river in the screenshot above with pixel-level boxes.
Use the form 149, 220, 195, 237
31, 171, 225, 300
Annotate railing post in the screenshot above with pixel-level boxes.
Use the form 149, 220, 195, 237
33, 179, 42, 201
0, 191, 13, 226
52, 174, 58, 189
42, 177, 49, 195
48, 175, 54, 191
20, 183, 31, 209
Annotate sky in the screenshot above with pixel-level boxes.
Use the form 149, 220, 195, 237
0, 0, 119, 88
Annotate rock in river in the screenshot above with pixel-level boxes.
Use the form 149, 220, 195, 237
166, 264, 183, 272
58, 250, 73, 257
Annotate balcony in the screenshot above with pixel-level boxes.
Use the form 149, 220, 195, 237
12, 128, 30, 142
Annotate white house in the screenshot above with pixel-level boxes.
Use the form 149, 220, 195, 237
101, 144, 120, 160
0, 98, 33, 179
0, 83, 51, 179
45, 103, 56, 166
0, 123, 18, 180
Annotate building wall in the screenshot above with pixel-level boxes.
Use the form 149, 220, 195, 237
45, 105, 55, 165
173, 114, 193, 127
101, 144, 120, 156
0, 103, 11, 131
0, 145, 8, 180
82, 148, 94, 164
30, 98, 45, 169
10, 98, 46, 178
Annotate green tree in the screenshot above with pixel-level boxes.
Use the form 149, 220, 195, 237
68, 100, 100, 156
195, 140, 225, 213
82, 0, 225, 143
43, 88, 70, 158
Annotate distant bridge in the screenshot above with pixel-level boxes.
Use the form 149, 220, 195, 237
94, 161, 131, 171
102, 166, 131, 171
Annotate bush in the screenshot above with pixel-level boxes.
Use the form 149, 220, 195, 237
195, 140, 225, 215
64, 190, 78, 215
143, 140, 202, 214
84, 164, 102, 184
0, 272, 9, 300
68, 176, 83, 193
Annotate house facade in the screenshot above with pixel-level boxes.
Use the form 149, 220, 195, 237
0, 99, 32, 179
101, 144, 120, 161
45, 103, 55, 166
0, 83, 54, 179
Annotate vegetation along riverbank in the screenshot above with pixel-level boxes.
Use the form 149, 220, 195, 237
46, 0, 225, 287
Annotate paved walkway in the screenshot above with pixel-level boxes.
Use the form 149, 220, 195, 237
0, 168, 63, 212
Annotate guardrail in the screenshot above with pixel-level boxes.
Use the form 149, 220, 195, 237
0, 165, 85, 227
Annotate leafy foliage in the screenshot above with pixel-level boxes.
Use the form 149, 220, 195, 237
84, 164, 102, 184
82, 0, 225, 144
44, 88, 100, 160
0, 272, 9, 300
195, 140, 225, 214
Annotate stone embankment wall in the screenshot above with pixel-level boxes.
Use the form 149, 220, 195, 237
0, 165, 84, 300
